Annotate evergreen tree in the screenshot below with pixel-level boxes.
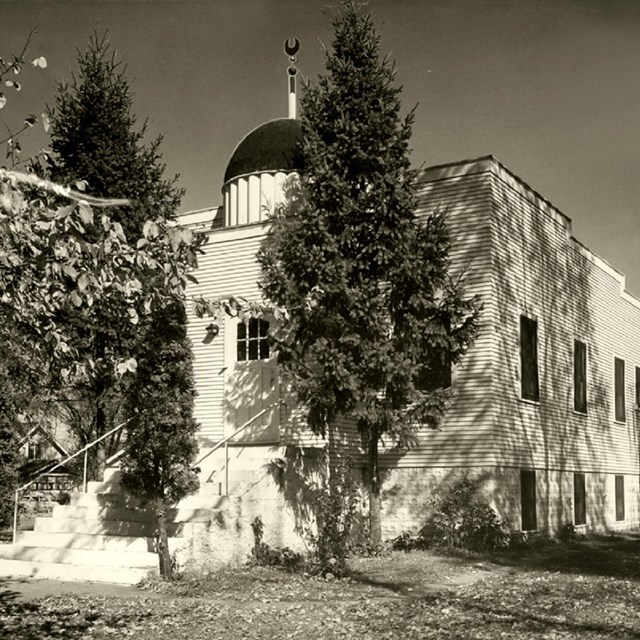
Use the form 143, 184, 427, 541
46, 33, 186, 474
119, 302, 199, 579
259, 2, 479, 544
48, 32, 182, 241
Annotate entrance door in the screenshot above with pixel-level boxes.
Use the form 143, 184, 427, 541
224, 317, 279, 443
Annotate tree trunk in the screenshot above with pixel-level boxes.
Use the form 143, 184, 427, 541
367, 424, 382, 546
156, 506, 173, 579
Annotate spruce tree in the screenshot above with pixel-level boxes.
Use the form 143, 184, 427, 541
46, 33, 187, 475
259, 2, 479, 544
48, 32, 182, 241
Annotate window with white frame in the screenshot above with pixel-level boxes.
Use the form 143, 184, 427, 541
237, 318, 270, 361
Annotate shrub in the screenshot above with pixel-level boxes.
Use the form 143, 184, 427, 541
55, 491, 71, 505
393, 477, 509, 552
420, 477, 509, 551
307, 457, 360, 577
249, 516, 304, 572
390, 531, 422, 552
557, 522, 578, 542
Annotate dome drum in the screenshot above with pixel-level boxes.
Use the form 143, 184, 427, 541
222, 118, 302, 228
223, 170, 290, 227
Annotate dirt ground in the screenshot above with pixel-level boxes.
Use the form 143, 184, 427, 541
0, 576, 164, 602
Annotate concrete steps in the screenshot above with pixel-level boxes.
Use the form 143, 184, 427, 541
0, 558, 151, 585
69, 490, 231, 510
0, 443, 275, 584
16, 531, 168, 552
197, 445, 282, 482
0, 463, 166, 583
1, 545, 157, 568
32, 515, 180, 538
52, 504, 214, 524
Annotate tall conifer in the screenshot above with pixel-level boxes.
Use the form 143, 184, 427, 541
46, 34, 189, 478
260, 2, 479, 544
48, 33, 182, 241
120, 302, 199, 579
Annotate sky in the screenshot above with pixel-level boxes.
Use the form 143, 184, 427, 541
2, 0, 640, 293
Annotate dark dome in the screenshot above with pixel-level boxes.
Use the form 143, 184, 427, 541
223, 118, 303, 184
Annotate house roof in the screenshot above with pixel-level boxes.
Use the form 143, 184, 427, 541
18, 425, 69, 458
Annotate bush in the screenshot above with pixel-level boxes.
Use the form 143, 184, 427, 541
307, 457, 360, 577
249, 516, 304, 572
55, 491, 71, 505
557, 522, 578, 542
248, 458, 361, 578
393, 477, 509, 552
423, 477, 509, 550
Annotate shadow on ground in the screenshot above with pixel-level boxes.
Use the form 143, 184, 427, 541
486, 532, 640, 581
347, 532, 640, 597
348, 549, 496, 597
0, 577, 23, 604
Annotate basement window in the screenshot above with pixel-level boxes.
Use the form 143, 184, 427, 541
237, 318, 270, 361
520, 469, 537, 531
615, 475, 625, 522
574, 473, 586, 526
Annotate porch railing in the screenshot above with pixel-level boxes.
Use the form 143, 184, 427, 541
193, 401, 281, 496
12, 419, 129, 544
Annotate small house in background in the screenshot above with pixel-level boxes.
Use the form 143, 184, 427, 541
17, 425, 75, 493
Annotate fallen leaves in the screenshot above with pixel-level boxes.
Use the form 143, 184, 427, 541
4, 543, 640, 639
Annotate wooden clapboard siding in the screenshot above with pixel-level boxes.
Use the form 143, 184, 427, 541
186, 222, 331, 449
486, 157, 640, 475
380, 160, 497, 469
186, 225, 268, 443
184, 154, 640, 478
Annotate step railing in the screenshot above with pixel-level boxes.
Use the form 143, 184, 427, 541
12, 419, 129, 544
193, 401, 282, 495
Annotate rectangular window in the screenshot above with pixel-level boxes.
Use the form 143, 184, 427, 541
574, 473, 586, 526
237, 318, 270, 362
574, 340, 587, 414
635, 367, 640, 409
27, 442, 42, 460
520, 316, 539, 401
615, 475, 625, 522
417, 351, 452, 392
520, 469, 537, 531
614, 357, 626, 422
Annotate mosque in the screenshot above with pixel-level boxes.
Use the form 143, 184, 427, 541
181, 40, 640, 548
2, 41, 640, 583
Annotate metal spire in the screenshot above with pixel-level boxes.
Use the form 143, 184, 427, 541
284, 37, 300, 119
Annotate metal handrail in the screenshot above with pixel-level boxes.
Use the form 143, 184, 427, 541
193, 401, 281, 495
12, 419, 130, 544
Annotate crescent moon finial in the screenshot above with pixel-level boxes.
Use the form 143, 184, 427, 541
284, 37, 300, 58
